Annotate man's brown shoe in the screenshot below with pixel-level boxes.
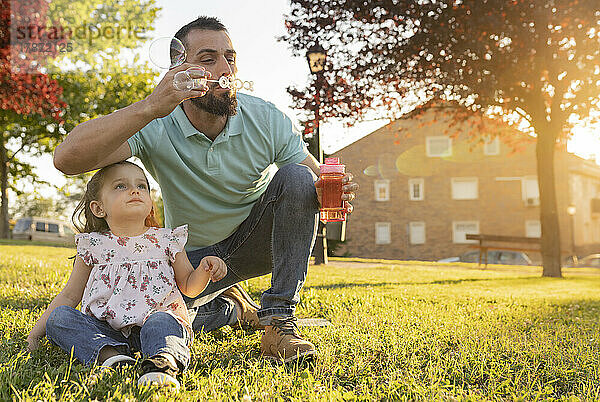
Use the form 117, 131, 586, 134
222, 284, 264, 330
260, 316, 316, 363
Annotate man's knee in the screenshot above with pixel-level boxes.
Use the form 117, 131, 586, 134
272, 164, 317, 201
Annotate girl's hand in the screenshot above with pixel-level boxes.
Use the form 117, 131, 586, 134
198, 256, 227, 282
26, 334, 40, 352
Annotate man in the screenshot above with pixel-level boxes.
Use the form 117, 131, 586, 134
54, 16, 358, 363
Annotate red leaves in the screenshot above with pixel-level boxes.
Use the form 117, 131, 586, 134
0, 0, 65, 122
284, 0, 600, 146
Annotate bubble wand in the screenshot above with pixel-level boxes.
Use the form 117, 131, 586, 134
148, 37, 254, 93
172, 72, 254, 91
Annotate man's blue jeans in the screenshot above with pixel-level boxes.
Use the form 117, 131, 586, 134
184, 163, 320, 331
45, 305, 191, 369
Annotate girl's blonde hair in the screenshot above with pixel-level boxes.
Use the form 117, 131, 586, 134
72, 161, 161, 233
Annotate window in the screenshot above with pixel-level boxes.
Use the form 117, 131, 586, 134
35, 222, 46, 232
522, 177, 539, 205
375, 222, 391, 244
426, 136, 452, 157
498, 251, 531, 265
13, 218, 32, 232
453, 221, 480, 243
461, 251, 484, 263
451, 178, 478, 200
409, 222, 426, 244
374, 180, 390, 201
497, 252, 514, 264
483, 137, 500, 155
408, 178, 424, 201
525, 220, 541, 238
47, 223, 59, 233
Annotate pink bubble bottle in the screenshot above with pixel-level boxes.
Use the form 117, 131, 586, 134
319, 157, 347, 222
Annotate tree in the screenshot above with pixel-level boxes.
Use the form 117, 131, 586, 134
11, 192, 70, 220
0, 0, 66, 238
0, 0, 159, 238
282, 0, 600, 277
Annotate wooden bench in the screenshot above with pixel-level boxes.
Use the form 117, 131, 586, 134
465, 234, 540, 267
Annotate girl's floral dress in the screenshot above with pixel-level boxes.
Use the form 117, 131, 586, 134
75, 225, 192, 338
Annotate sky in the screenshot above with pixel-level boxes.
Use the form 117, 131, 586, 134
18, 0, 600, 198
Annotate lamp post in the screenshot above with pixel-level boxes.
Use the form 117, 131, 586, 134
306, 43, 327, 265
567, 204, 577, 265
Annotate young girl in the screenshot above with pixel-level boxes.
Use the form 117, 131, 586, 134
26, 161, 226, 390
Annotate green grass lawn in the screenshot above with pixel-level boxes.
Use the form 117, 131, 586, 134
1, 243, 599, 401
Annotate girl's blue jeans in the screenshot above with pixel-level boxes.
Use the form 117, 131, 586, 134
45, 305, 190, 369
183, 163, 320, 331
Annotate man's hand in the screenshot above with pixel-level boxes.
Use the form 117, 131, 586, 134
143, 63, 211, 119
341, 172, 358, 214
198, 256, 227, 282
314, 172, 359, 214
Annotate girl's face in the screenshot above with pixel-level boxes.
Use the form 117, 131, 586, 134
89, 164, 152, 227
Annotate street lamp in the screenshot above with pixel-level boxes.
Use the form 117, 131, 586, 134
306, 43, 327, 264
567, 204, 577, 265
306, 44, 327, 162
306, 44, 327, 74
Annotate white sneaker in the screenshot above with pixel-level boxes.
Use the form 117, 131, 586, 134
99, 355, 136, 372
138, 372, 180, 390
137, 354, 181, 391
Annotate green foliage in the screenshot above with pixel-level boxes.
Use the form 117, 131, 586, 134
51, 59, 157, 134
10, 192, 69, 220
2, 244, 600, 400
151, 189, 164, 227
1, 0, 160, 238
46, 0, 159, 67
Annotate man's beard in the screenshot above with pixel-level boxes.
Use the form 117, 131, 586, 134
191, 89, 238, 117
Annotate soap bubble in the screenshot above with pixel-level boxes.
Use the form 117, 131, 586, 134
148, 37, 186, 70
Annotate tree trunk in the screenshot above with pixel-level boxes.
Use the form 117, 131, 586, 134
0, 133, 9, 239
536, 126, 562, 278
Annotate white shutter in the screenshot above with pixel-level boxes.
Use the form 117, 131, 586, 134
451, 178, 478, 200
375, 222, 391, 244
525, 220, 541, 238
409, 222, 426, 244
523, 177, 540, 199
426, 136, 452, 157
453, 221, 480, 243
484, 137, 500, 155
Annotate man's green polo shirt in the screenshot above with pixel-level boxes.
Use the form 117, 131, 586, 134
127, 93, 309, 249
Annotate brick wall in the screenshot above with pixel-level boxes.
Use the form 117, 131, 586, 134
331, 110, 600, 261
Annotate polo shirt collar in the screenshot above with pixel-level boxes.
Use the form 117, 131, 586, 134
172, 105, 200, 138
174, 103, 243, 139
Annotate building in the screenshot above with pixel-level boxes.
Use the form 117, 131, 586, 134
333, 107, 600, 262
